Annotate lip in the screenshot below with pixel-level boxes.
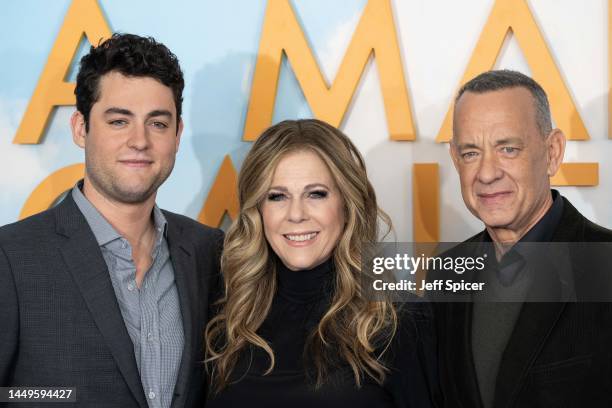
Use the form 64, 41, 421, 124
283, 231, 319, 247
118, 159, 153, 168
477, 191, 513, 205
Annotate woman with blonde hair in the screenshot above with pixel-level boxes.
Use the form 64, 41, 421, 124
205, 119, 436, 407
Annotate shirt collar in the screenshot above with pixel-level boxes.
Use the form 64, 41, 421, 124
72, 179, 168, 247
483, 190, 564, 265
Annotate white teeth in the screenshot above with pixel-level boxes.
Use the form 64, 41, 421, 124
286, 232, 317, 242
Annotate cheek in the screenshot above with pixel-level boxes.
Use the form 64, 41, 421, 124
323, 200, 345, 241
261, 205, 283, 241
457, 167, 475, 186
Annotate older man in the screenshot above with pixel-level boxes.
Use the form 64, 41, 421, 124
435, 70, 612, 408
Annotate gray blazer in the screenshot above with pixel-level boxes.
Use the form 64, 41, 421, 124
0, 194, 223, 407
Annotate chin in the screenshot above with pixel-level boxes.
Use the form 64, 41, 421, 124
479, 213, 514, 229
281, 255, 320, 271
110, 186, 155, 204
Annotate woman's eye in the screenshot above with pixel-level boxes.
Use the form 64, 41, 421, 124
267, 193, 286, 202
308, 190, 328, 199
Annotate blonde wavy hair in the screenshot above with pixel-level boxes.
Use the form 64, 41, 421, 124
205, 119, 396, 392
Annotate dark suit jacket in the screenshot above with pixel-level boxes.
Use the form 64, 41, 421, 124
434, 197, 612, 408
0, 194, 223, 407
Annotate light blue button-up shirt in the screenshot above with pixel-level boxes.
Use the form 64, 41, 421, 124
72, 182, 184, 408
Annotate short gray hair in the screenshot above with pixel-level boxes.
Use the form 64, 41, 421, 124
455, 69, 552, 136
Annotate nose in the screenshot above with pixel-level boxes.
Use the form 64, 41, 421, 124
477, 150, 503, 184
287, 197, 307, 223
126, 123, 150, 151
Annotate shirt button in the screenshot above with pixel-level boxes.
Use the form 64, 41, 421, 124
147, 332, 153, 340
127, 282, 135, 291
148, 390, 156, 400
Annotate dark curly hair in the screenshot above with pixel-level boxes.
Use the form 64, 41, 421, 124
75, 33, 184, 131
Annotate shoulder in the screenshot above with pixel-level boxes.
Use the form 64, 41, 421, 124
0, 207, 58, 247
559, 197, 612, 242
580, 215, 612, 241
161, 209, 224, 246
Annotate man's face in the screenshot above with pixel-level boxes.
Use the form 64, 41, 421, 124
451, 87, 563, 239
72, 71, 182, 204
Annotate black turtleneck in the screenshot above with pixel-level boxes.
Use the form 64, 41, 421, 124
206, 259, 438, 408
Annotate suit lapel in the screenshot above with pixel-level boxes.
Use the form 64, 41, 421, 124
166, 220, 198, 407
493, 301, 566, 406
493, 197, 583, 406
55, 196, 147, 408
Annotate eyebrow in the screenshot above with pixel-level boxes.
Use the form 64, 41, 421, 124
268, 183, 331, 192
454, 142, 479, 151
494, 137, 523, 146
104, 107, 133, 116
454, 137, 524, 151
103, 107, 173, 119
147, 109, 173, 119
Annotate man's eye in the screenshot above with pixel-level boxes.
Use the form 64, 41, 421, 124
267, 193, 286, 202
500, 146, 519, 155
308, 190, 328, 199
109, 119, 127, 126
461, 151, 478, 161
151, 121, 168, 129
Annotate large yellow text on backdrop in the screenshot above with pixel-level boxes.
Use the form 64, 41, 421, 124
13, 0, 605, 242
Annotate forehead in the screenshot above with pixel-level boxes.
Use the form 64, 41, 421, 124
271, 150, 335, 186
453, 87, 539, 144
94, 71, 176, 111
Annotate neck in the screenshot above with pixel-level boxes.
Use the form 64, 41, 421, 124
486, 191, 553, 256
276, 258, 333, 302
82, 176, 156, 245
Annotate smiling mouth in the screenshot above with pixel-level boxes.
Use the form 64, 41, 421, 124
284, 232, 318, 242
477, 191, 512, 203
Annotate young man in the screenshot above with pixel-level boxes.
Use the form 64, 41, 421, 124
435, 70, 612, 407
0, 34, 222, 408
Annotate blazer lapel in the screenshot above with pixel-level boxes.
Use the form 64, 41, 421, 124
493, 197, 582, 407
55, 197, 147, 408
493, 301, 566, 406
166, 221, 198, 407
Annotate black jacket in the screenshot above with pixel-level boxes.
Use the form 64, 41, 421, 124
0, 194, 223, 407
433, 197, 612, 408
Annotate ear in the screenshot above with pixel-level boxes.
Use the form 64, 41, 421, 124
545, 128, 566, 177
70, 111, 86, 148
175, 118, 184, 152
449, 139, 461, 173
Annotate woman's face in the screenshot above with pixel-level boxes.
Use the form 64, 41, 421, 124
261, 150, 345, 271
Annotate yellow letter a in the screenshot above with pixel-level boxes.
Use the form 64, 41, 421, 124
436, 0, 589, 142
13, 0, 111, 144
198, 155, 239, 227
243, 0, 414, 141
